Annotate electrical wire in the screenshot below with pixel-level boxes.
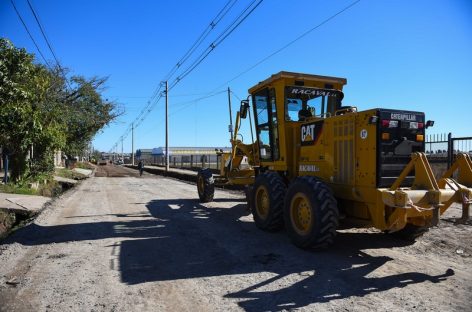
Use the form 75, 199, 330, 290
141, 90, 227, 130
163, 0, 239, 82
230, 90, 242, 101
211, 0, 361, 92
26, 0, 59, 67
9, 0, 51, 68
169, 90, 227, 114
25, 0, 72, 90
169, 0, 263, 91
147, 0, 238, 106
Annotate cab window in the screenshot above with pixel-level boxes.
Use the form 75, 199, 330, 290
285, 86, 342, 121
253, 88, 279, 161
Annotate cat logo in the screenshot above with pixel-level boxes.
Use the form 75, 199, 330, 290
300, 121, 323, 146
301, 124, 315, 141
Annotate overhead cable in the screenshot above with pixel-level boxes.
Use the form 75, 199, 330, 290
25, 0, 72, 90
162, 0, 239, 83
148, 0, 238, 105
9, 0, 51, 68
211, 0, 361, 91
169, 0, 263, 91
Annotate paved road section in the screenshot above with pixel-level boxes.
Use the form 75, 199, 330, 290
0, 165, 470, 311
0, 193, 50, 215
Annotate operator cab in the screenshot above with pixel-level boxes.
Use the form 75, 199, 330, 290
243, 71, 347, 165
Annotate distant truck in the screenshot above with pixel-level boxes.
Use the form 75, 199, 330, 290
98, 158, 107, 165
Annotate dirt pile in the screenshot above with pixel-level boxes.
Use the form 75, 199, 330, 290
0, 211, 15, 238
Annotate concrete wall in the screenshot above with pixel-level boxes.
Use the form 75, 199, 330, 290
54, 150, 63, 167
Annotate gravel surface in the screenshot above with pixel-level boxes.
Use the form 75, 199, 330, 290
0, 165, 470, 311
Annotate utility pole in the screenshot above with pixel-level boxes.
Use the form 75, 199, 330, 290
228, 87, 233, 140
165, 81, 169, 174
121, 137, 124, 163
131, 122, 135, 165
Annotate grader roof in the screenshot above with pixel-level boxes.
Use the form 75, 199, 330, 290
248, 71, 347, 94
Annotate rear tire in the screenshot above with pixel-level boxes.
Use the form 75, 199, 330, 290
197, 168, 214, 203
284, 176, 339, 249
252, 172, 286, 231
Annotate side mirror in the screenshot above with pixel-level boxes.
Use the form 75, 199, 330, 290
240, 100, 249, 119
425, 120, 435, 128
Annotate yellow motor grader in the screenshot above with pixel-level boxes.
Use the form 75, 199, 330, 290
197, 71, 472, 249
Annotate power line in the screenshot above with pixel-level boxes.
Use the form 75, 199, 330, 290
9, 0, 51, 67
142, 90, 227, 131
25, 0, 72, 90
147, 0, 239, 107
26, 0, 59, 66
169, 90, 227, 114
162, 0, 239, 83
230, 90, 242, 101
212, 0, 361, 92
169, 0, 263, 91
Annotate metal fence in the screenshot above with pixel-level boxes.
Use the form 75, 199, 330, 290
449, 135, 472, 167
152, 154, 222, 171
426, 133, 472, 167
425, 133, 449, 162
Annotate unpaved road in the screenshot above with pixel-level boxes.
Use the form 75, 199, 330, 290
0, 165, 471, 311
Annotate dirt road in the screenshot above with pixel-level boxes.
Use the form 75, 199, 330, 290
0, 165, 471, 311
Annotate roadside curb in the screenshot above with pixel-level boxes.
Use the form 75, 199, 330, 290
0, 166, 95, 240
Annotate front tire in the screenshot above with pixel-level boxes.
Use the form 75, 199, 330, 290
252, 172, 286, 231
197, 168, 214, 203
284, 176, 339, 249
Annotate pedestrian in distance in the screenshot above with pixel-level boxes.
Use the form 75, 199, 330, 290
138, 160, 144, 176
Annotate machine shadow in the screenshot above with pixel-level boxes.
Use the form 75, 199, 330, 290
1, 197, 454, 309
1, 218, 169, 246
118, 197, 454, 310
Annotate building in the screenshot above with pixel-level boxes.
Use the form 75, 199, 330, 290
136, 149, 153, 164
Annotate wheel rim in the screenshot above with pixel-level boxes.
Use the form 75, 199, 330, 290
255, 185, 270, 220
197, 176, 205, 195
290, 192, 313, 235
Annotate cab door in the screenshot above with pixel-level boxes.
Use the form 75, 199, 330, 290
253, 88, 280, 163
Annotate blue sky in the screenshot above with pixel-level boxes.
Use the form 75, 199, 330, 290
1, 0, 471, 153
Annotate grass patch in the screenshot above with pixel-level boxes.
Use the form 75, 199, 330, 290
0, 183, 39, 195
75, 161, 94, 170
55, 168, 87, 180
0, 180, 62, 197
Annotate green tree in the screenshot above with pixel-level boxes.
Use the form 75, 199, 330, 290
62, 75, 117, 158
0, 38, 49, 181
0, 38, 117, 182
